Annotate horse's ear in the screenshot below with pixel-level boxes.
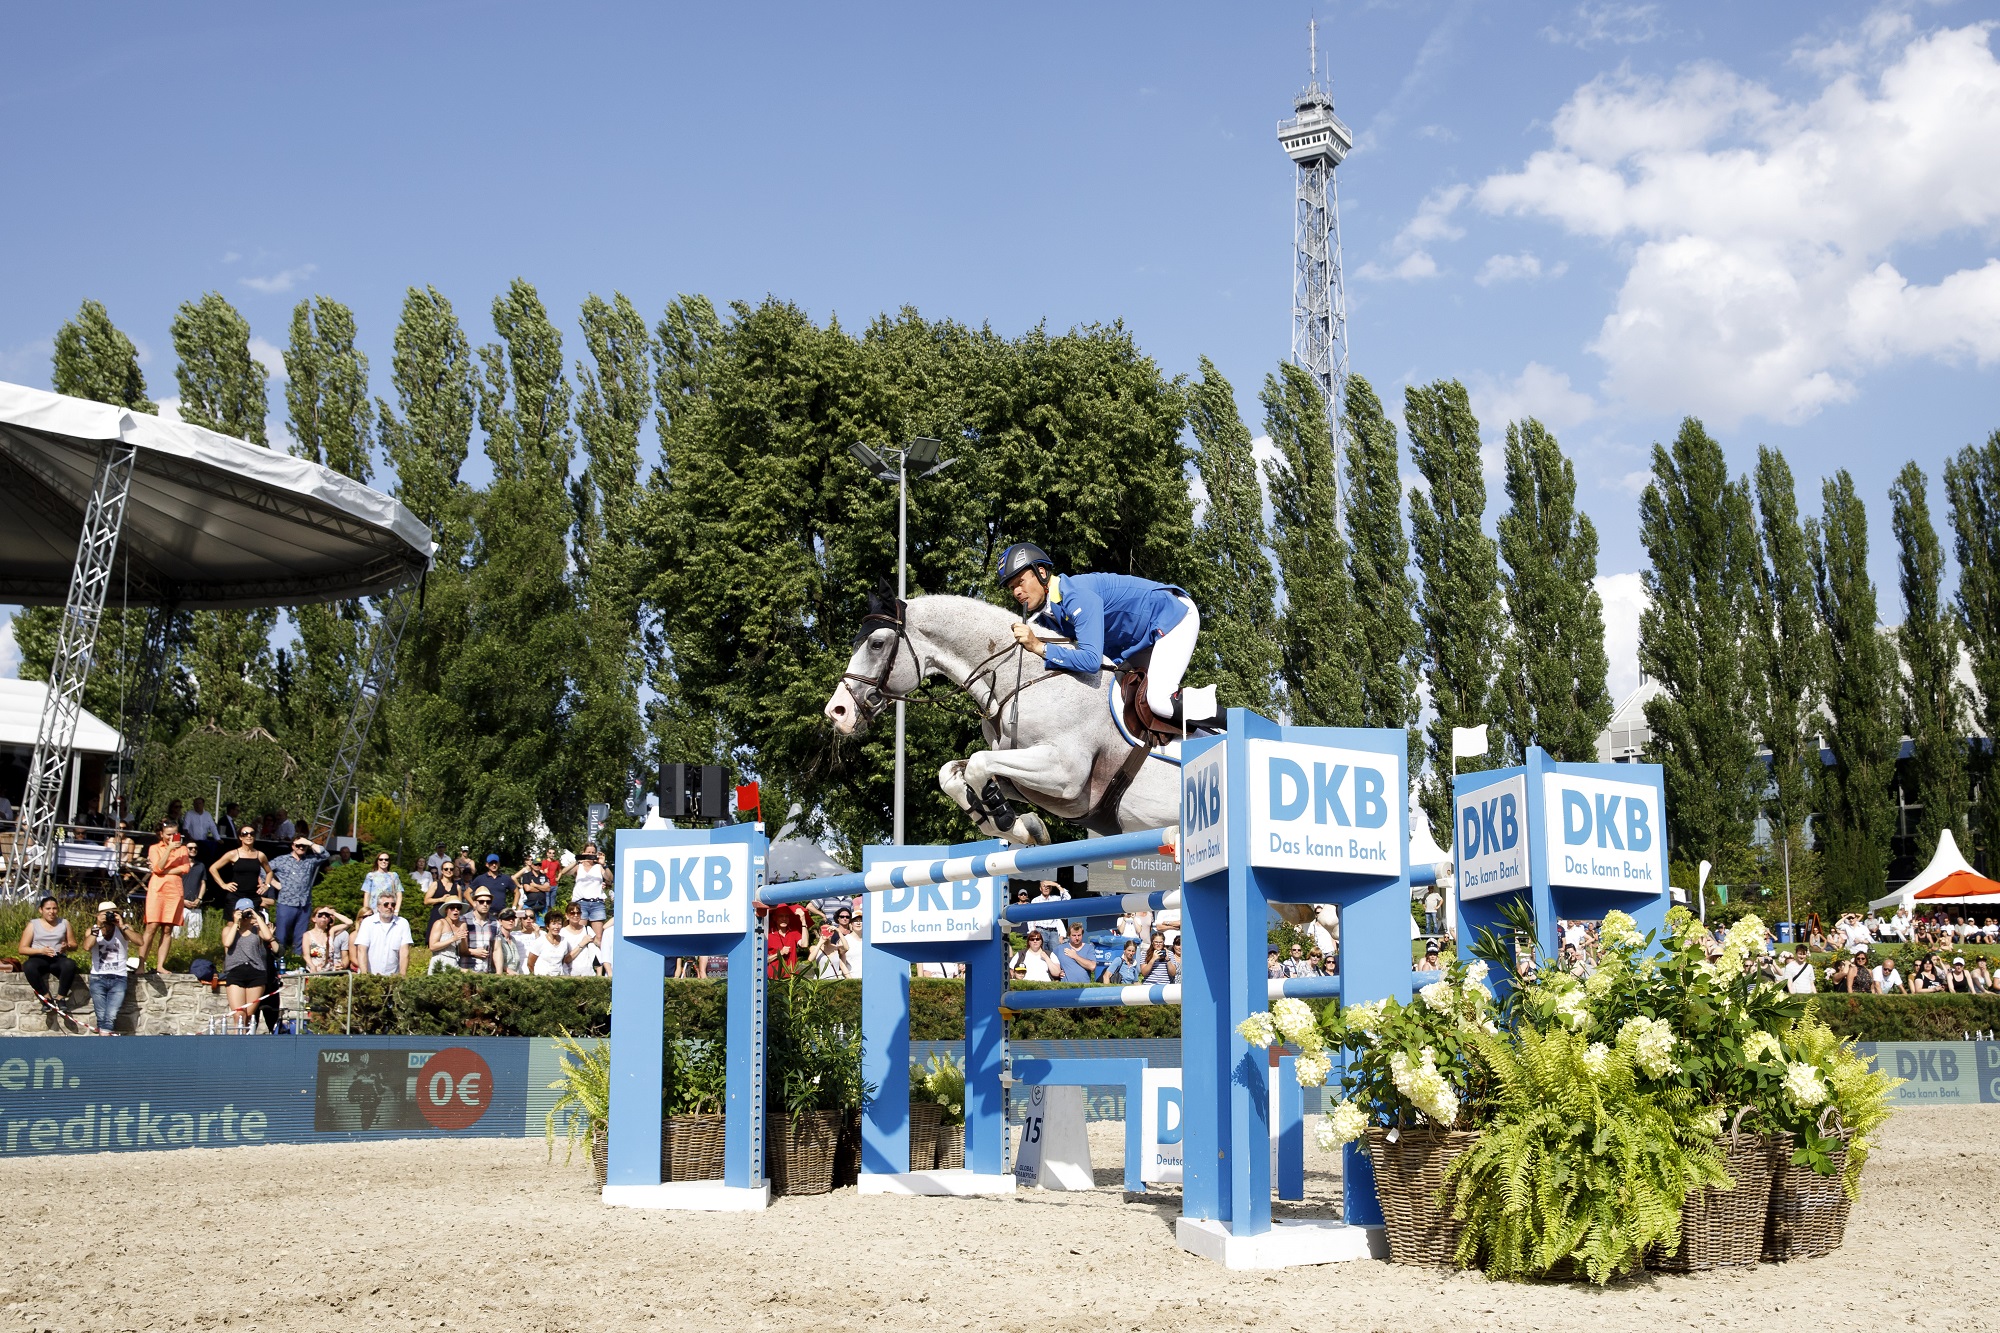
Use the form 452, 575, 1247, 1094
866, 577, 895, 616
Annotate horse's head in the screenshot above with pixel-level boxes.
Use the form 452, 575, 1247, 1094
824, 590, 923, 735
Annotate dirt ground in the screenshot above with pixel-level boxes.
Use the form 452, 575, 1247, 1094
4, 1107, 1995, 1332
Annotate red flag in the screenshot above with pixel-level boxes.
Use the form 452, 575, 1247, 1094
736, 782, 760, 814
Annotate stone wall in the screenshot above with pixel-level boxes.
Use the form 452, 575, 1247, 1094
0, 971, 309, 1036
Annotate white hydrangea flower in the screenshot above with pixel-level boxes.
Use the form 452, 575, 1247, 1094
1744, 1031, 1783, 1065
1237, 1012, 1277, 1049
1617, 1016, 1680, 1078
1389, 1046, 1461, 1125
1783, 1061, 1829, 1108
1461, 977, 1494, 1008
1464, 960, 1489, 985
1343, 999, 1388, 1037
1272, 997, 1317, 1044
1600, 910, 1644, 950
1717, 914, 1767, 976
1320, 1099, 1369, 1148
1553, 989, 1593, 1033
1293, 1052, 1333, 1087
1584, 966, 1616, 998
1582, 1041, 1612, 1077
1419, 979, 1455, 1014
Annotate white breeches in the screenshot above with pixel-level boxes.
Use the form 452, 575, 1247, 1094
1146, 597, 1200, 717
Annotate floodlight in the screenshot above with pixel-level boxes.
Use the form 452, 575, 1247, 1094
919, 456, 960, 480
906, 436, 942, 466
849, 441, 886, 473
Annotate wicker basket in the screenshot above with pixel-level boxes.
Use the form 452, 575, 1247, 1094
1364, 1126, 1479, 1266
769, 1111, 842, 1196
1764, 1111, 1851, 1261
662, 1113, 727, 1182
908, 1100, 943, 1171
1648, 1110, 1777, 1272
590, 1122, 607, 1190
834, 1109, 862, 1188
936, 1122, 965, 1170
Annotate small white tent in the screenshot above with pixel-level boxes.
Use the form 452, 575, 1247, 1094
1868, 829, 2000, 911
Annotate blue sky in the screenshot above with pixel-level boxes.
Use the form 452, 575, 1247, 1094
2, 1, 1996, 701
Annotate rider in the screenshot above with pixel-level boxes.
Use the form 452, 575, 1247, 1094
996, 542, 1210, 729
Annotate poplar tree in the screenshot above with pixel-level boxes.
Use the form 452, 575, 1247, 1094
1343, 374, 1420, 767
52, 299, 155, 412
1638, 418, 1758, 863
1407, 379, 1498, 842
1263, 362, 1359, 728
1494, 418, 1610, 763
279, 298, 376, 779
1943, 432, 2000, 869
1891, 461, 1968, 862
17, 302, 157, 722
170, 292, 275, 731
567, 292, 652, 819
1809, 472, 1899, 908
1747, 447, 1823, 855
1186, 357, 1278, 713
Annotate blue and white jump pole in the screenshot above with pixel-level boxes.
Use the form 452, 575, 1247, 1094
606, 709, 1420, 1269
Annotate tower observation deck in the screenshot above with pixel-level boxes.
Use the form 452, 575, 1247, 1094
1278, 20, 1354, 448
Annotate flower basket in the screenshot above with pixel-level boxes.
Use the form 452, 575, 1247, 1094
1647, 1110, 1777, 1273
1764, 1111, 1851, 1261
662, 1113, 727, 1182
590, 1122, 607, 1190
936, 1122, 965, 1170
1365, 1126, 1479, 1266
908, 1100, 943, 1171
834, 1109, 862, 1188
768, 1111, 842, 1196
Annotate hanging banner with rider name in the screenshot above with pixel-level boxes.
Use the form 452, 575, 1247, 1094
1180, 743, 1229, 879
1455, 774, 1529, 902
1248, 739, 1396, 873
1542, 773, 1662, 894
619, 839, 752, 937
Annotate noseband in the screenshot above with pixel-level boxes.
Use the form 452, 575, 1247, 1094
841, 604, 919, 720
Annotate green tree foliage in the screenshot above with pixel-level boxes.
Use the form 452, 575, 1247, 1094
1809, 472, 1899, 909
52, 299, 155, 412
1747, 447, 1823, 854
567, 292, 651, 822
1263, 363, 1358, 728
1185, 357, 1277, 713
170, 291, 276, 734
639, 299, 1196, 851
1639, 419, 1759, 863
1944, 432, 2000, 871
1343, 374, 1420, 768
1891, 462, 1968, 863
1407, 379, 1499, 843
1494, 419, 1610, 763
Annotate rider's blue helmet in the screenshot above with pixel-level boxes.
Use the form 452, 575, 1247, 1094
996, 541, 1053, 586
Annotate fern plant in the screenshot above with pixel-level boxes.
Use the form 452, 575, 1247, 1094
544, 1029, 610, 1163
912, 1052, 967, 1126
1764, 1011, 1903, 1195
1445, 1026, 1728, 1284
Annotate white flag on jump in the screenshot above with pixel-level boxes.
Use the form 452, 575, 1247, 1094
1451, 724, 1489, 759
1180, 684, 1218, 721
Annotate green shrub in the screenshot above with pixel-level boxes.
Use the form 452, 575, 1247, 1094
313, 862, 413, 920
1812, 993, 2000, 1042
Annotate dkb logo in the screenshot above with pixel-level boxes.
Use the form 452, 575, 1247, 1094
1459, 792, 1519, 859
1266, 757, 1389, 828
1184, 766, 1223, 831
631, 854, 736, 903
1560, 790, 1653, 852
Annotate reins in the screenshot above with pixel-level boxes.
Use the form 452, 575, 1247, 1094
843, 606, 1069, 737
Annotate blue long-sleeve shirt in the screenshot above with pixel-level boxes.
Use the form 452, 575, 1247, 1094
1030, 572, 1189, 674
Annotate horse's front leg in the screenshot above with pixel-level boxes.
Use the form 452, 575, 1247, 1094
963, 745, 1091, 846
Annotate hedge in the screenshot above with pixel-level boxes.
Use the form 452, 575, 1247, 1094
1810, 993, 2000, 1042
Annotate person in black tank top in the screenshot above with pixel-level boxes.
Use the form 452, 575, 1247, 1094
208, 826, 271, 912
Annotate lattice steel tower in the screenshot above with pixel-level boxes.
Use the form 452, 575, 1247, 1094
1278, 20, 1354, 439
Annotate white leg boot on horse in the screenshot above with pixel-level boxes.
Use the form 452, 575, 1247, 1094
939, 760, 1050, 847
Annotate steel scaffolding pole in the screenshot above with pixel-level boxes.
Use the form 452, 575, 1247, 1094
307, 588, 414, 846
8, 442, 138, 901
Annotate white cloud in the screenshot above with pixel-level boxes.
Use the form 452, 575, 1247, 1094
239, 263, 316, 295
1595, 571, 1650, 703
155, 397, 182, 422
1359, 185, 1467, 281
1469, 362, 1598, 433
1477, 21, 2000, 426
0, 610, 18, 679
1474, 252, 1568, 286
249, 336, 287, 381
1544, 2, 1667, 49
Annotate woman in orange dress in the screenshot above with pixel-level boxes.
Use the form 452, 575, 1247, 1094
138, 818, 192, 973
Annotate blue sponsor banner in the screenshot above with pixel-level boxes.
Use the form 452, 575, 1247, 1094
0, 1036, 571, 1157
1858, 1041, 2000, 1105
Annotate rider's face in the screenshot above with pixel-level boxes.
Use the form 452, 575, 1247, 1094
1006, 568, 1047, 612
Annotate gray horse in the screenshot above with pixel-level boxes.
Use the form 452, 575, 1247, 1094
823, 593, 1180, 845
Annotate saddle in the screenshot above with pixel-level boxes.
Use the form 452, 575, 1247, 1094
1116, 651, 1221, 749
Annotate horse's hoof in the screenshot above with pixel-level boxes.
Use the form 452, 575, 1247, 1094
1014, 813, 1052, 846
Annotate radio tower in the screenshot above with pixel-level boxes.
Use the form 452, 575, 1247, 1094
1278, 20, 1354, 450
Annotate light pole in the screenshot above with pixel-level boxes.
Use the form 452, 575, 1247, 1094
849, 437, 958, 844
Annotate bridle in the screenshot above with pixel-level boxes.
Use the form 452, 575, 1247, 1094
839, 599, 1068, 733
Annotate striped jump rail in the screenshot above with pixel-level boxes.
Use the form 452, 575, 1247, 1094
1001, 975, 1342, 1012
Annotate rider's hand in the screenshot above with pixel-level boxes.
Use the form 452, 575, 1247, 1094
1010, 623, 1045, 656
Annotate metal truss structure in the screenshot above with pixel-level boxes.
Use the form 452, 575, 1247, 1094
8, 444, 137, 900
306, 587, 414, 846
1277, 20, 1354, 471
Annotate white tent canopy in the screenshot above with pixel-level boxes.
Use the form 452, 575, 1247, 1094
0, 679, 120, 754
0, 381, 431, 609
1869, 829, 1990, 912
